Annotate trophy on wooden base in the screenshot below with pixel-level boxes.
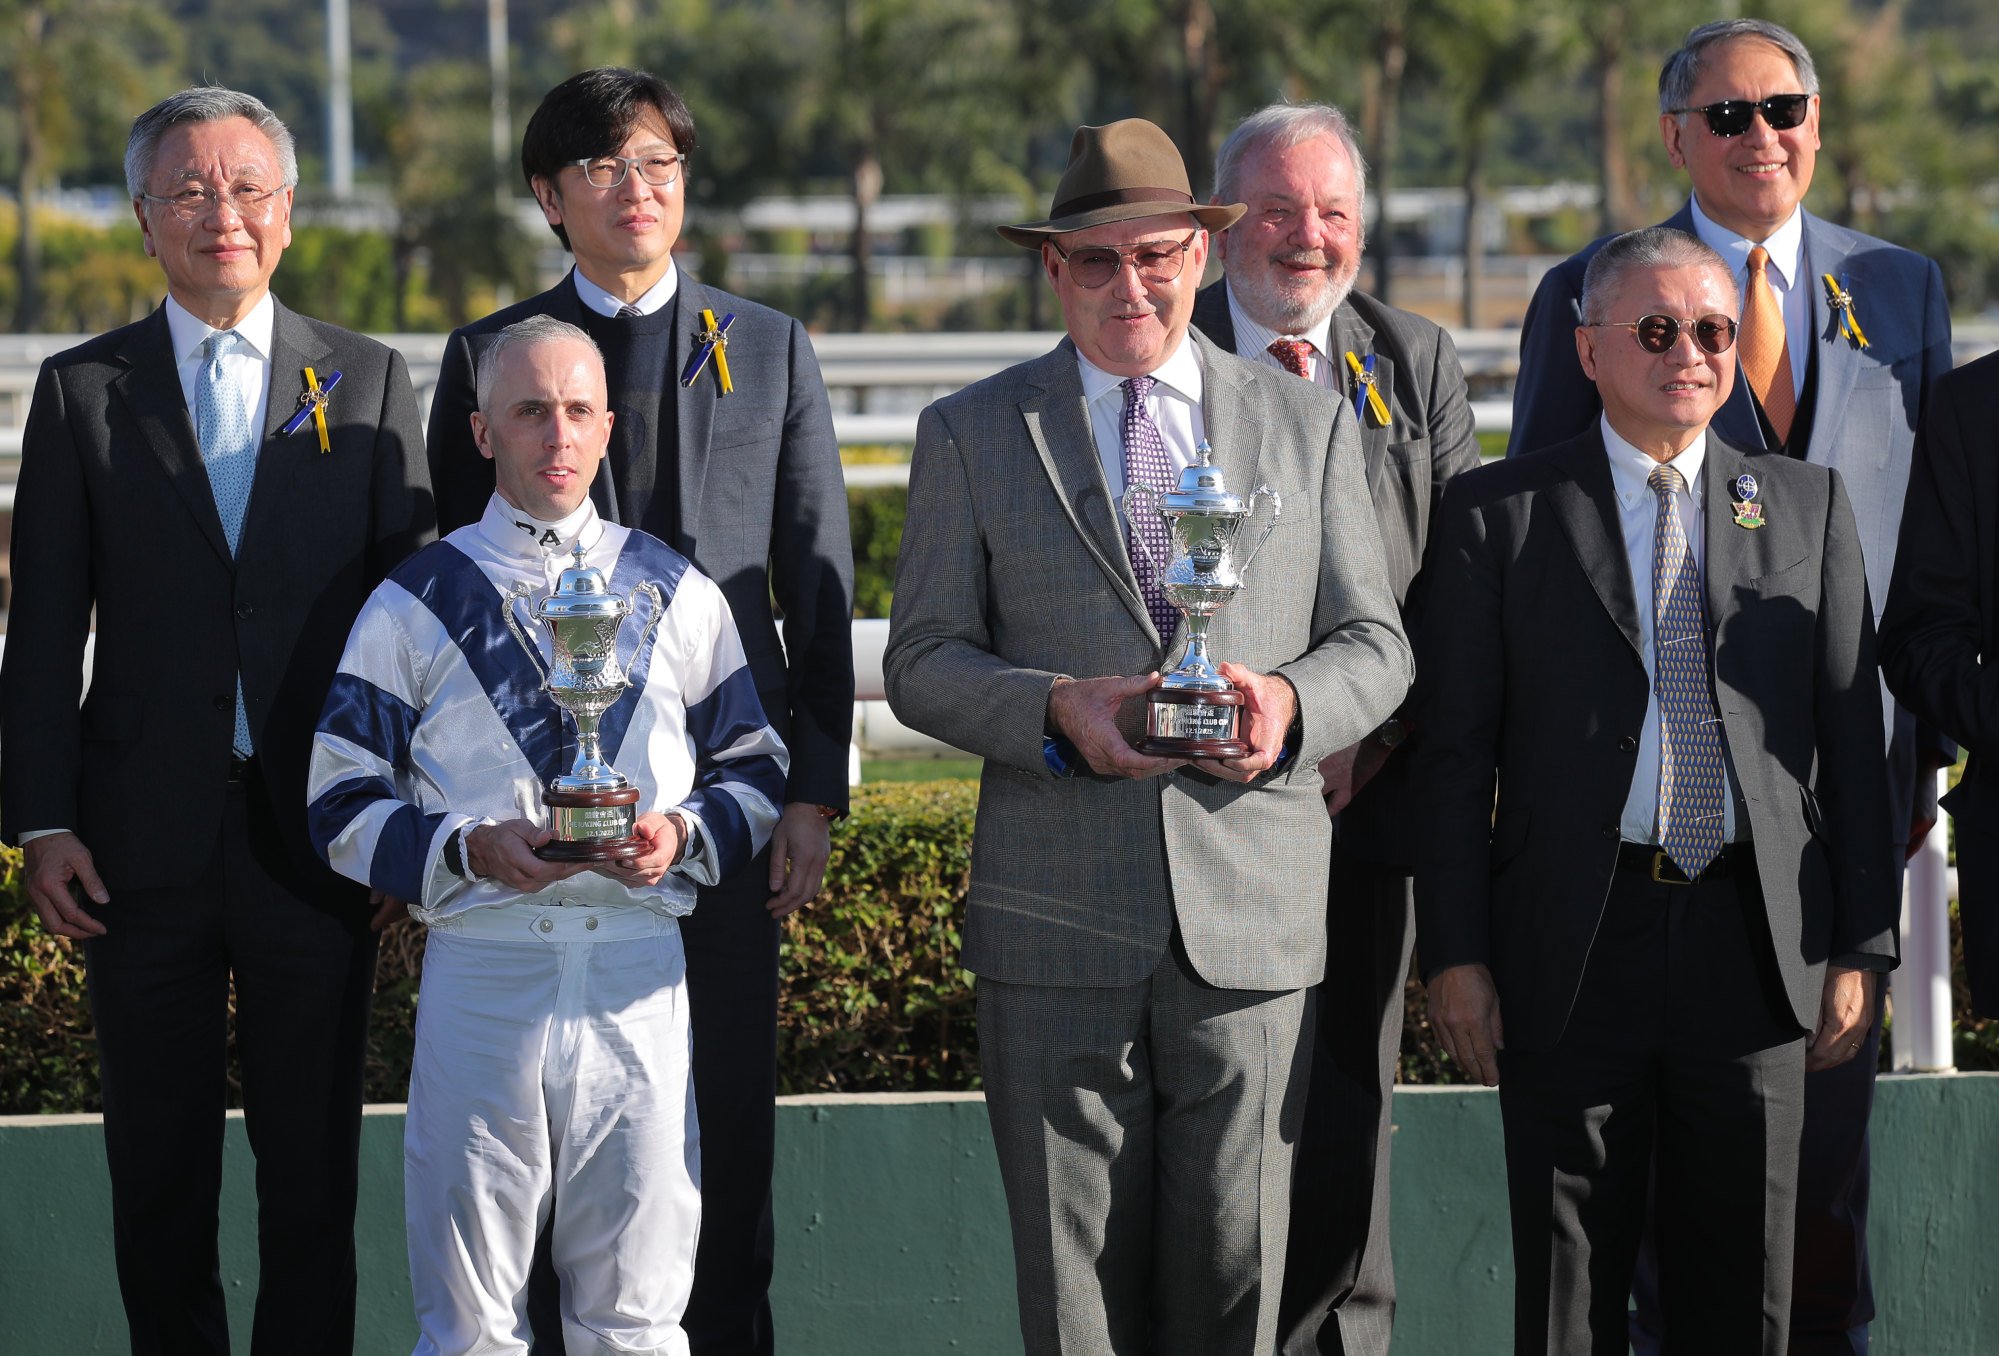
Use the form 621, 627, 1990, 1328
1122, 444, 1282, 758
504, 544, 664, 861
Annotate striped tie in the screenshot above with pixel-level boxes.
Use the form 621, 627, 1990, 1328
1740, 246, 1795, 443
1119, 376, 1181, 640
1649, 463, 1724, 877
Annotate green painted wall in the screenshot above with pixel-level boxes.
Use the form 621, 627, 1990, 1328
2, 1076, 1993, 1353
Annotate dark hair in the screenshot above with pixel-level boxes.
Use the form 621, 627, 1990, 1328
520, 67, 699, 250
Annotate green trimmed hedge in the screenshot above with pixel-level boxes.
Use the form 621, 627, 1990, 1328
4, 780, 1995, 1114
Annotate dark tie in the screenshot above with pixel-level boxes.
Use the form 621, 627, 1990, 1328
1648, 463, 1724, 876
1266, 338, 1314, 380
617, 304, 642, 319
1119, 376, 1181, 639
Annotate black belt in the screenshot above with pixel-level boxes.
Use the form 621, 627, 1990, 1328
1615, 840, 1752, 885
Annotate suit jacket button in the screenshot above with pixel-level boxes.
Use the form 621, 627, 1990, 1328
235, 604, 253, 620
1601, 824, 1619, 839
212, 695, 229, 711
1619, 735, 1637, 751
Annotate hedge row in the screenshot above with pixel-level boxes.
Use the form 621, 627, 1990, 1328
4, 781, 1994, 1115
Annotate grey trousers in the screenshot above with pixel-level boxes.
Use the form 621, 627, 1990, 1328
977, 937, 1314, 1356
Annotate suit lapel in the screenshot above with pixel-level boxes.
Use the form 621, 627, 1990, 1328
1018, 344, 1155, 639
1799, 214, 1861, 461
237, 299, 330, 565
1327, 302, 1390, 497
112, 305, 232, 565
1547, 433, 1644, 658
674, 276, 719, 551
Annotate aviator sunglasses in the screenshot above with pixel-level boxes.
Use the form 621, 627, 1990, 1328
1583, 314, 1739, 356
1668, 93, 1812, 138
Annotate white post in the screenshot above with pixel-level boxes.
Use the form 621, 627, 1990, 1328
1892, 765, 1956, 1072
325, 0, 353, 199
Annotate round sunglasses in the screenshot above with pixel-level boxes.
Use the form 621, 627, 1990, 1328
1582, 314, 1739, 356
1668, 93, 1812, 138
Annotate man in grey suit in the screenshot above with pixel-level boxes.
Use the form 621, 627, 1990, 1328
425, 67, 854, 1354
1419, 227, 1896, 1353
0, 87, 433, 1351
884, 119, 1410, 1353
1508, 24, 1951, 1347
1191, 101, 1480, 1356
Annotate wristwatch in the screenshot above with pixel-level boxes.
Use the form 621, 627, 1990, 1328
1375, 718, 1409, 751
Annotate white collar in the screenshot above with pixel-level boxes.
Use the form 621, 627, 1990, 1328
1223, 282, 1335, 365
165, 291, 276, 366
477, 492, 605, 560
1075, 333, 1205, 408
1689, 197, 1805, 290
571, 262, 680, 318
1602, 415, 1708, 511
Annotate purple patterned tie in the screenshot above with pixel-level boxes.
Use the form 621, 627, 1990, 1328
1120, 376, 1181, 639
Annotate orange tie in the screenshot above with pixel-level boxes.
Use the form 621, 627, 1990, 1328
1740, 246, 1795, 443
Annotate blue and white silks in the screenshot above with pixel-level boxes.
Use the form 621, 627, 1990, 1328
307, 494, 788, 923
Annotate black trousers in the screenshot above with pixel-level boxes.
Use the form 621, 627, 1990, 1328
1277, 848, 1413, 1356
81, 776, 376, 1356
531, 847, 781, 1355
1498, 856, 1807, 1356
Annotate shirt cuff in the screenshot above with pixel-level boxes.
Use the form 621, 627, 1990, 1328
1831, 952, 1896, 974
18, 828, 72, 845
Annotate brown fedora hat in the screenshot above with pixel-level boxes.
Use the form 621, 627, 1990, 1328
998, 118, 1245, 247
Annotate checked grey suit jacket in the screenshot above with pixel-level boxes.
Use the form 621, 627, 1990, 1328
883, 331, 1411, 992
1414, 429, 1899, 1051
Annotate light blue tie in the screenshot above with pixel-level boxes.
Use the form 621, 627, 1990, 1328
1649, 464, 1724, 876
196, 330, 258, 757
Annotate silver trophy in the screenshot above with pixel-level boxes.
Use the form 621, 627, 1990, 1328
503, 544, 665, 860
1122, 443, 1282, 756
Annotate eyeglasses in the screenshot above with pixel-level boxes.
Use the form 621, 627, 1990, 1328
1583, 314, 1739, 356
1668, 93, 1812, 138
567, 152, 688, 190
1051, 236, 1195, 289
138, 184, 285, 223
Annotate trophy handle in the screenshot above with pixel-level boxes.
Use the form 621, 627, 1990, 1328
502, 582, 552, 690
1236, 486, 1285, 577
628, 581, 667, 668
1120, 482, 1166, 576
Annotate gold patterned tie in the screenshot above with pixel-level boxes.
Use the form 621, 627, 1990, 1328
1740, 246, 1795, 443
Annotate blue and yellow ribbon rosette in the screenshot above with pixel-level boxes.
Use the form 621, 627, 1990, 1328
1820, 274, 1869, 349
1343, 351, 1391, 428
680, 308, 736, 394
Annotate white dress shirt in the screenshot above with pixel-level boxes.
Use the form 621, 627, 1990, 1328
1689, 196, 1809, 401
573, 262, 680, 317
1077, 335, 1208, 542
1225, 283, 1338, 391
1602, 418, 1741, 843
165, 291, 276, 447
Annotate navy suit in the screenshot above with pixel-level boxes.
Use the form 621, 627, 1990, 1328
1512, 201, 1952, 1348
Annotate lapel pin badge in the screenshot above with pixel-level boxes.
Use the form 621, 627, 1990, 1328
680, 308, 736, 393
281, 367, 342, 452
1731, 470, 1766, 529
1820, 273, 1870, 349
1342, 351, 1390, 428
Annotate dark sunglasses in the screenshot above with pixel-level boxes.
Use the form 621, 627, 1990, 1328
1583, 314, 1739, 356
1050, 237, 1194, 289
1669, 93, 1812, 138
